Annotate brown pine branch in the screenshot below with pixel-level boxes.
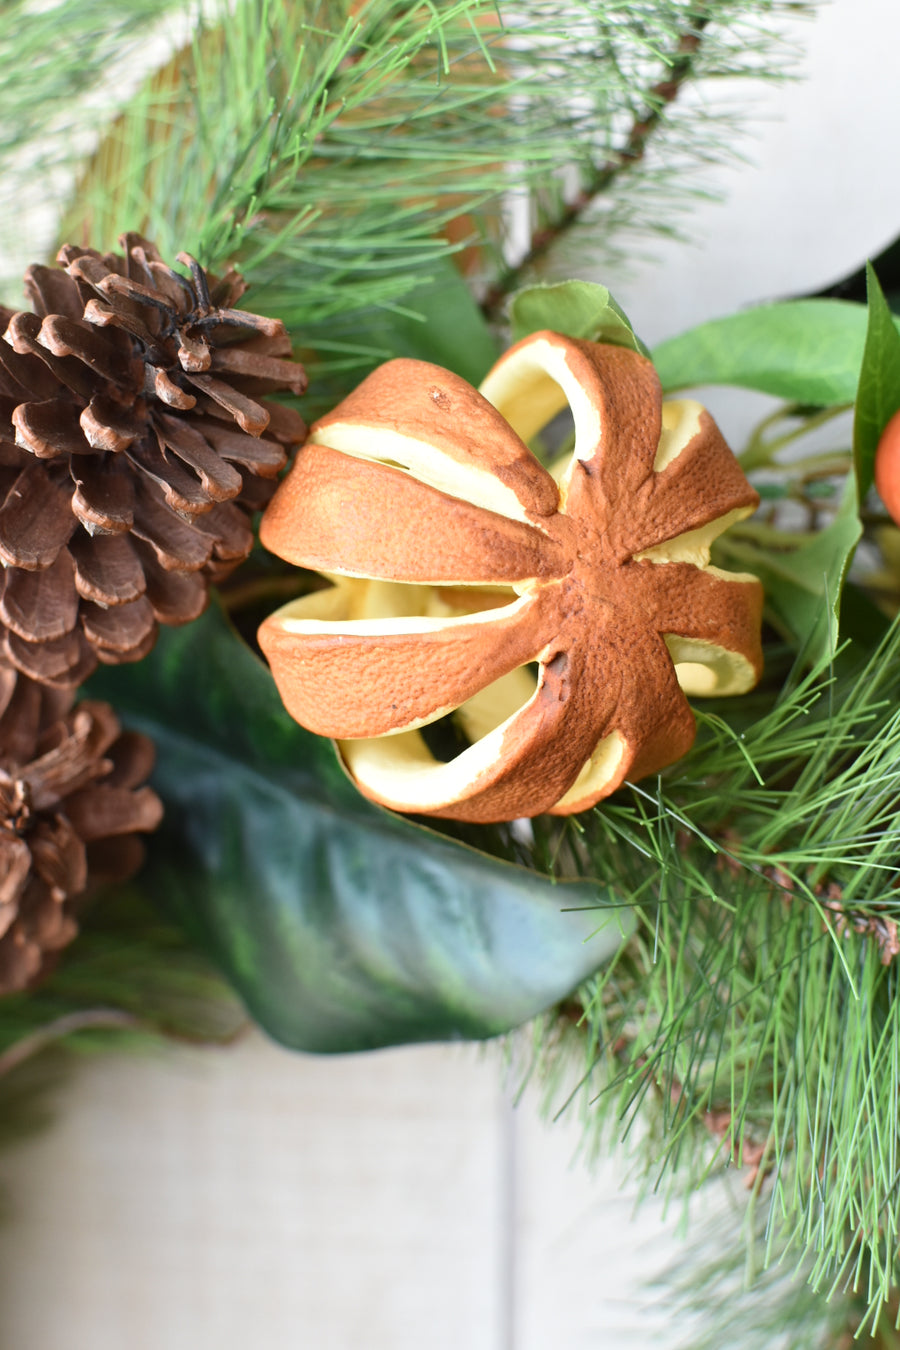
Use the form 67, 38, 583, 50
480, 13, 713, 323
0, 1009, 143, 1079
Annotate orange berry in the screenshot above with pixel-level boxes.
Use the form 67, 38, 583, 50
874, 408, 900, 525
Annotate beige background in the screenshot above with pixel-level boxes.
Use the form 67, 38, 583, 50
1, 2, 899, 1346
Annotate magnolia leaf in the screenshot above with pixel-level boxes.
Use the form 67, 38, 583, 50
87, 607, 633, 1054
652, 300, 878, 404
510, 279, 648, 355
853, 264, 900, 498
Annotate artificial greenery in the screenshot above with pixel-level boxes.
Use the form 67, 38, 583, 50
14, 0, 900, 1344
86, 603, 634, 1052
0, 888, 244, 1166
1, 0, 814, 394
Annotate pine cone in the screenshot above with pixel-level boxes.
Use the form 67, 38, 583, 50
0, 233, 307, 687
0, 659, 162, 994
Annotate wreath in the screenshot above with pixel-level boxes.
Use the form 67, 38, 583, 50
2, 1, 899, 1342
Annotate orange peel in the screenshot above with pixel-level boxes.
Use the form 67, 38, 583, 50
258, 332, 763, 822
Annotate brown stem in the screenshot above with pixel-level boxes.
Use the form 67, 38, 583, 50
217, 573, 313, 614
0, 1009, 143, 1079
480, 13, 712, 323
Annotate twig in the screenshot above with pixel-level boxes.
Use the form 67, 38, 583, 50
217, 573, 314, 614
0, 1009, 143, 1079
480, 12, 713, 322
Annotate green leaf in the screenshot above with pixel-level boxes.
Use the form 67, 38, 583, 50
653, 286, 900, 664
718, 272, 900, 662
721, 476, 862, 665
510, 279, 648, 355
853, 264, 900, 498
301, 254, 500, 418
88, 608, 633, 1054
349, 255, 500, 387
652, 300, 879, 405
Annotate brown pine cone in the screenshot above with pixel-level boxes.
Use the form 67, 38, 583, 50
0, 659, 162, 994
0, 233, 307, 688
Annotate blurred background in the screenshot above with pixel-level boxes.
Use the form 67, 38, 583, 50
0, 2, 898, 1346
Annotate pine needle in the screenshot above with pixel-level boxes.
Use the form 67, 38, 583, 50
528, 619, 900, 1332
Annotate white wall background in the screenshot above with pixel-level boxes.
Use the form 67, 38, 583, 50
1, 2, 899, 1347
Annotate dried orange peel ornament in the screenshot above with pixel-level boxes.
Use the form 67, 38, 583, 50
258, 332, 763, 823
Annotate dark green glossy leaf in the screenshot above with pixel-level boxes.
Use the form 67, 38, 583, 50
853, 265, 900, 498
652, 300, 875, 405
298, 254, 499, 419
510, 279, 648, 355
358, 254, 500, 386
88, 608, 633, 1054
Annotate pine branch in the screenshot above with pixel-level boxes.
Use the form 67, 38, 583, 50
524, 618, 900, 1332
0, 1010, 142, 1080
480, 11, 714, 322
1, 0, 818, 395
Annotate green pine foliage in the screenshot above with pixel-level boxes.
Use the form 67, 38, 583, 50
525, 616, 900, 1334
0, 888, 244, 1164
17, 1, 900, 1344
2, 0, 813, 391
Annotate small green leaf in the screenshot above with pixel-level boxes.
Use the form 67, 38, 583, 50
88, 608, 633, 1054
510, 279, 648, 355
652, 300, 877, 405
853, 264, 900, 498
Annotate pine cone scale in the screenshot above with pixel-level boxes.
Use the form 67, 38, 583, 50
0, 342, 57, 403
12, 400, 93, 459
30, 816, 88, 899
131, 481, 214, 572
80, 395, 143, 451
155, 413, 244, 500
7, 312, 101, 403
0, 673, 40, 758
191, 500, 254, 561
0, 831, 31, 910
81, 595, 156, 655
71, 459, 135, 534
151, 366, 197, 409
103, 730, 157, 790
1, 549, 79, 641
83, 297, 163, 354
38, 315, 135, 386
23, 265, 83, 320
184, 372, 269, 435
5, 626, 92, 687
141, 555, 206, 624
70, 532, 146, 606
0, 464, 77, 569
176, 330, 211, 372
128, 438, 216, 515
20, 702, 116, 807
64, 783, 163, 842
194, 421, 286, 475
209, 346, 308, 393
261, 401, 306, 445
